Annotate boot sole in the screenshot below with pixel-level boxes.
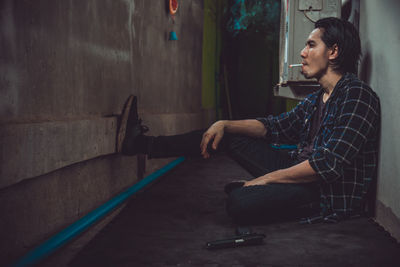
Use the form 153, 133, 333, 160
117, 95, 134, 153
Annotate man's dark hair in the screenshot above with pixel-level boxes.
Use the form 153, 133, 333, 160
315, 17, 361, 74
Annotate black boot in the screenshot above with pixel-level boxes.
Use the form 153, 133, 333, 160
117, 95, 149, 155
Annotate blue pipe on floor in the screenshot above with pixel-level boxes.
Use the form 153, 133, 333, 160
13, 157, 185, 267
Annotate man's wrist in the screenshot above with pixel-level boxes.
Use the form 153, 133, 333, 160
265, 170, 284, 183
218, 120, 229, 130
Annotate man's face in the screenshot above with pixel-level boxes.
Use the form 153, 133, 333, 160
300, 28, 331, 80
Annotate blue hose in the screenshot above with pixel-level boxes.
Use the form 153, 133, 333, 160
13, 157, 185, 267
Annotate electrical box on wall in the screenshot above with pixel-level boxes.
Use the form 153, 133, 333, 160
274, 0, 341, 100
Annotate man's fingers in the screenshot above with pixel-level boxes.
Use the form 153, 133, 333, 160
243, 177, 269, 187
200, 134, 212, 155
212, 133, 223, 150
243, 181, 252, 187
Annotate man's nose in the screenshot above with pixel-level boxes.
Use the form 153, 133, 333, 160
300, 47, 307, 58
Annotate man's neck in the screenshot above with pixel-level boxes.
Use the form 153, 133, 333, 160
318, 70, 343, 98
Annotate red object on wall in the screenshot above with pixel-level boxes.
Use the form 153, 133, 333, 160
169, 0, 178, 15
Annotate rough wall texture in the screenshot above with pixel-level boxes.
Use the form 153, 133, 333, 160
359, 0, 400, 241
0, 0, 204, 264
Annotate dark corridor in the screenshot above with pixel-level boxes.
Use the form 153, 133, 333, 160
68, 155, 400, 266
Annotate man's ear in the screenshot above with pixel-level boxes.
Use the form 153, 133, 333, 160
329, 44, 339, 60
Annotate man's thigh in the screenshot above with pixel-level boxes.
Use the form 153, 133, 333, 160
224, 135, 296, 177
226, 183, 320, 224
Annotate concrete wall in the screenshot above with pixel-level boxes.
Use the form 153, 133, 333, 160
0, 0, 205, 264
359, 0, 400, 241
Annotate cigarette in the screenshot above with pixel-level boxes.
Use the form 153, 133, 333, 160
289, 64, 303, 68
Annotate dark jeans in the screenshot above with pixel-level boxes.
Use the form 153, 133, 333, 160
147, 130, 320, 224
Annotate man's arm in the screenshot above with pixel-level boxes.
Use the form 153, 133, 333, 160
244, 160, 319, 186
224, 119, 267, 137
200, 96, 310, 158
200, 120, 266, 158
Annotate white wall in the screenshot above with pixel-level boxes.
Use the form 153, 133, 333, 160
359, 0, 400, 240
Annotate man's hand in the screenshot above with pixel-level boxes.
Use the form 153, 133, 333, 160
199, 119, 267, 159
243, 175, 270, 187
243, 162, 319, 187
200, 120, 226, 159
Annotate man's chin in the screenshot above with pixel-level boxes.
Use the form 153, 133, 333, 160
300, 71, 312, 79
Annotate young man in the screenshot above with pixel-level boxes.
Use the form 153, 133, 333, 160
117, 17, 380, 224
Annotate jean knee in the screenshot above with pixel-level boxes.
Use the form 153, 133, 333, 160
226, 191, 240, 219
227, 136, 247, 152
225, 188, 254, 222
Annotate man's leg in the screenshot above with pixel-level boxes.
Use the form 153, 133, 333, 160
146, 134, 321, 224
224, 136, 320, 224
134, 131, 320, 224
147, 129, 207, 158
226, 183, 320, 224
118, 95, 212, 157
226, 135, 295, 177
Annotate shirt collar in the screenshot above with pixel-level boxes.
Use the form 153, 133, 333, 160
329, 72, 355, 99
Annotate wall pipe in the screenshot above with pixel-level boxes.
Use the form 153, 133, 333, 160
13, 157, 186, 267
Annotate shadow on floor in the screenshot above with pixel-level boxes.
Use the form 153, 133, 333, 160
70, 154, 400, 266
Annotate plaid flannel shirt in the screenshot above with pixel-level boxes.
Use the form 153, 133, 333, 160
257, 73, 380, 217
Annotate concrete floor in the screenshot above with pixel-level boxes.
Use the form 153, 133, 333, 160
69, 155, 400, 266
